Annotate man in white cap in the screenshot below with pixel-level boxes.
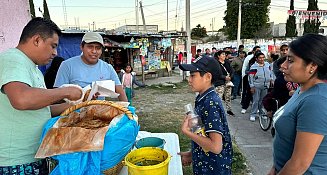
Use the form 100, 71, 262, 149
54, 32, 128, 102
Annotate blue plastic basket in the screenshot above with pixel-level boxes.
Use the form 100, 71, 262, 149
135, 137, 166, 149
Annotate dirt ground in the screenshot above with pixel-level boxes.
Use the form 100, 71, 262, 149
132, 81, 195, 174
132, 81, 194, 150
132, 81, 247, 175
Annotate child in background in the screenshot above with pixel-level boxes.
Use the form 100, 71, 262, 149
178, 56, 233, 175
120, 64, 145, 105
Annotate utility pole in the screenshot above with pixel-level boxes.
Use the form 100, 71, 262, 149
167, 0, 169, 32
211, 18, 213, 36
139, 1, 147, 33
237, 0, 242, 47
135, 0, 139, 33
186, 1, 191, 63
62, 0, 68, 29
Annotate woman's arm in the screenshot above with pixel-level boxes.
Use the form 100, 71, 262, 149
278, 132, 323, 175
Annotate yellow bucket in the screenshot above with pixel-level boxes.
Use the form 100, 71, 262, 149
124, 147, 171, 175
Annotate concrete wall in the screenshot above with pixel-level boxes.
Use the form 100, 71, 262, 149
0, 0, 31, 52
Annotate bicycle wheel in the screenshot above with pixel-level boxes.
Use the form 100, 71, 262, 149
259, 108, 272, 131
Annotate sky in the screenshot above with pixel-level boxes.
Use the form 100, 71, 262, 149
33, 0, 327, 31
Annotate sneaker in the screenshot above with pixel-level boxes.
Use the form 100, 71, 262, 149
250, 116, 256, 122
227, 110, 235, 116
241, 109, 246, 114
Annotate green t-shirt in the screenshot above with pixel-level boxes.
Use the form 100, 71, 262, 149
0, 48, 51, 166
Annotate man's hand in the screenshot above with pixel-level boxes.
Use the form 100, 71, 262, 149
64, 86, 83, 101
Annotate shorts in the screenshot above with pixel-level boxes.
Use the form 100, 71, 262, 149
0, 159, 48, 175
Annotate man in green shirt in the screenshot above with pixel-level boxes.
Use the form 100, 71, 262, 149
0, 17, 82, 174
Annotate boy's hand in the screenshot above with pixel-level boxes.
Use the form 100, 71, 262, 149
250, 87, 255, 94
181, 115, 191, 135
178, 151, 192, 166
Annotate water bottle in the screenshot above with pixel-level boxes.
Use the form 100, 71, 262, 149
184, 104, 207, 137
184, 104, 208, 152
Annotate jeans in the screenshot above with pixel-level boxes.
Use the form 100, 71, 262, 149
232, 74, 241, 97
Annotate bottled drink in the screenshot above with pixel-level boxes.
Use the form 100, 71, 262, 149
184, 104, 207, 137
184, 103, 208, 152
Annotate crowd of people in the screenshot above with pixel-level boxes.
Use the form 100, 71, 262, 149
178, 35, 327, 174
1, 17, 327, 175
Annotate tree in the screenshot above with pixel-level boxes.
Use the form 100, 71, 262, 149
285, 0, 297, 37
43, 0, 51, 20
191, 24, 208, 39
303, 0, 321, 34
223, 0, 271, 40
29, 0, 35, 18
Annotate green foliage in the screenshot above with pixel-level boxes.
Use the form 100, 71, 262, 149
206, 35, 221, 42
303, 0, 321, 34
285, 16, 297, 37
285, 0, 297, 37
224, 0, 271, 40
29, 0, 35, 18
232, 144, 247, 174
191, 24, 208, 39
43, 0, 51, 20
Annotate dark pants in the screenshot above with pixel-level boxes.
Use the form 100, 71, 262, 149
241, 75, 252, 109
232, 74, 242, 97
0, 159, 48, 175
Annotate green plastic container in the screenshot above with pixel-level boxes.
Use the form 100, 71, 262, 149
135, 137, 166, 149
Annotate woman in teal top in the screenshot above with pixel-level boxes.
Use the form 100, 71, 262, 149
268, 34, 327, 175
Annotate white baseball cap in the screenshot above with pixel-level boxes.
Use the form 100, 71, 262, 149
82, 32, 104, 47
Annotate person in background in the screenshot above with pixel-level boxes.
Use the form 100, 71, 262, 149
178, 56, 232, 175
44, 56, 64, 89
54, 32, 128, 102
240, 46, 261, 114
238, 45, 244, 54
231, 51, 246, 100
272, 44, 288, 76
268, 34, 327, 175
214, 50, 235, 116
205, 48, 211, 56
0, 17, 82, 174
178, 51, 183, 65
119, 64, 145, 106
211, 47, 217, 56
248, 52, 273, 122
195, 49, 202, 59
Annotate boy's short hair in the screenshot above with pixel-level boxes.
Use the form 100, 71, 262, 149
179, 55, 221, 84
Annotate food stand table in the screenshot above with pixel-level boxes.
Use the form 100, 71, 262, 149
119, 131, 183, 175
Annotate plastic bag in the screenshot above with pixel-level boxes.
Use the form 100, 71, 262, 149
38, 106, 139, 175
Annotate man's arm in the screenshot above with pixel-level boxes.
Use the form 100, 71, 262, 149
50, 103, 72, 117
3, 82, 82, 110
115, 85, 128, 102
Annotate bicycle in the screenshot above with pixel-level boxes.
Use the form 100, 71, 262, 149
259, 98, 279, 137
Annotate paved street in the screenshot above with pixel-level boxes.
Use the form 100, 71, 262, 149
228, 97, 273, 175
144, 72, 274, 175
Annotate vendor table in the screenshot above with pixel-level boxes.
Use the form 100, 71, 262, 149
118, 131, 184, 175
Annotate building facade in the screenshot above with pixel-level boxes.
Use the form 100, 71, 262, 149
115, 25, 158, 34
